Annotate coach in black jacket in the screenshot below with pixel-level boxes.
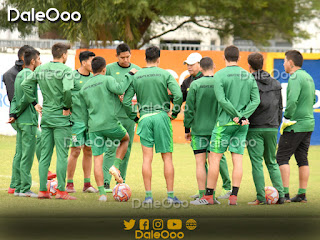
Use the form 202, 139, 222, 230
246, 52, 285, 205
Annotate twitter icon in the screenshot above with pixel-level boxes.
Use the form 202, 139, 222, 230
124, 219, 136, 230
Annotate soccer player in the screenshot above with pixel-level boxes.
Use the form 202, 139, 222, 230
22, 43, 75, 200
8, 49, 42, 197
184, 57, 228, 205
246, 53, 285, 205
66, 51, 97, 193
103, 43, 141, 193
197, 45, 260, 205
4, 45, 55, 194
79, 56, 132, 201
123, 46, 183, 203
276, 50, 315, 203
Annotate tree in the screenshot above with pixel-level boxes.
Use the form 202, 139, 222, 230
0, 0, 319, 49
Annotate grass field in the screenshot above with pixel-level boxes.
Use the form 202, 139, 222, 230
1, 134, 320, 239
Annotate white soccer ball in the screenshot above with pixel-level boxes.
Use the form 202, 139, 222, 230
113, 183, 132, 202
265, 186, 279, 204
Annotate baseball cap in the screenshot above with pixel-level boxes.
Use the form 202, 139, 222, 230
184, 53, 202, 65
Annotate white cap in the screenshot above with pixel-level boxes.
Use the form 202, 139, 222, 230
184, 53, 202, 65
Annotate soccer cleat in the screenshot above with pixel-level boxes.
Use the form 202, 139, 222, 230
167, 196, 182, 204
217, 189, 232, 199
83, 184, 99, 193
142, 197, 153, 204
228, 195, 238, 205
190, 193, 199, 199
98, 195, 107, 202
190, 195, 214, 205
214, 198, 221, 205
248, 199, 266, 205
284, 194, 291, 203
38, 191, 52, 199
8, 188, 15, 194
55, 190, 77, 200
13, 191, 20, 197
47, 171, 56, 180
19, 191, 38, 198
290, 194, 307, 203
104, 183, 112, 193
109, 165, 123, 183
66, 182, 76, 193
277, 197, 285, 204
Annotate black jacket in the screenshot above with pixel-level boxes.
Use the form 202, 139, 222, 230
2, 60, 23, 103
249, 70, 283, 128
181, 72, 203, 102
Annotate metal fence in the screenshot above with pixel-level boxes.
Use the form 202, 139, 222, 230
0, 39, 320, 53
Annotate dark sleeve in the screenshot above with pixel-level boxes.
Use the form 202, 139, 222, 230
181, 80, 188, 102
278, 89, 283, 125
3, 72, 15, 103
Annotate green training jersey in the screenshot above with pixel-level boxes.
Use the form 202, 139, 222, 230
80, 74, 131, 132
213, 66, 260, 126
184, 76, 218, 135
284, 69, 315, 132
10, 68, 38, 125
71, 70, 92, 123
123, 67, 183, 120
106, 62, 141, 119
21, 62, 74, 128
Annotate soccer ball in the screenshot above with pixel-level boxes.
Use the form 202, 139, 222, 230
265, 186, 279, 204
47, 179, 58, 196
113, 183, 132, 202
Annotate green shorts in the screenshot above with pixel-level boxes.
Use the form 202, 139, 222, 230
137, 111, 173, 153
70, 122, 90, 147
191, 135, 211, 152
210, 124, 249, 155
89, 122, 127, 156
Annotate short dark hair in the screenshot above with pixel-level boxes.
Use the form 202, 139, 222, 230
79, 51, 96, 63
248, 52, 264, 70
52, 43, 71, 59
18, 45, 33, 60
145, 46, 160, 63
24, 49, 40, 66
200, 57, 214, 71
224, 45, 239, 62
91, 57, 106, 74
285, 50, 303, 67
116, 43, 131, 55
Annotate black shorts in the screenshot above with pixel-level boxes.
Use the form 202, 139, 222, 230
276, 131, 312, 167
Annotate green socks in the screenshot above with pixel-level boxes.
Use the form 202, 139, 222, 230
98, 186, 105, 195
167, 191, 174, 198
284, 187, 289, 194
199, 190, 206, 198
298, 188, 306, 195
146, 191, 153, 198
114, 158, 121, 169
84, 178, 90, 183
67, 179, 73, 183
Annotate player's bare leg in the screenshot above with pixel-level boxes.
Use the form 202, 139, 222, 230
82, 146, 98, 193
141, 145, 153, 203
66, 147, 81, 192
93, 154, 107, 201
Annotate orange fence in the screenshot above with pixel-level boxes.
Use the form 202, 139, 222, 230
75, 49, 268, 143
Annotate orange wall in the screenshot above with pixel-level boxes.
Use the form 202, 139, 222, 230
75, 49, 267, 143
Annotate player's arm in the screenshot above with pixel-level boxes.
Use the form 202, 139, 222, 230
3, 72, 15, 103
239, 79, 260, 118
278, 88, 283, 125
184, 83, 196, 134
283, 77, 301, 119
123, 82, 139, 122
79, 90, 89, 128
21, 71, 38, 105
106, 74, 133, 95
167, 74, 183, 119
62, 68, 74, 111
213, 76, 241, 118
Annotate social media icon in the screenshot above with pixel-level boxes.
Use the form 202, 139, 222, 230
123, 219, 136, 230
153, 219, 163, 230
139, 219, 149, 230
167, 219, 182, 230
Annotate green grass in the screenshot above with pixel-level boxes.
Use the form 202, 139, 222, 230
1, 134, 320, 218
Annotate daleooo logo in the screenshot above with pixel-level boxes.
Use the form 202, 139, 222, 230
7, 7, 81, 22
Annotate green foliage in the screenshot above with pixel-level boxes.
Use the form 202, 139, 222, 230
0, 0, 319, 48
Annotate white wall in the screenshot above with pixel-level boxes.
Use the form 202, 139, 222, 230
0, 52, 75, 135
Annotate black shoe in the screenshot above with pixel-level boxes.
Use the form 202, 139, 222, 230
277, 197, 285, 204
284, 193, 291, 203
104, 183, 112, 192
290, 194, 307, 203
